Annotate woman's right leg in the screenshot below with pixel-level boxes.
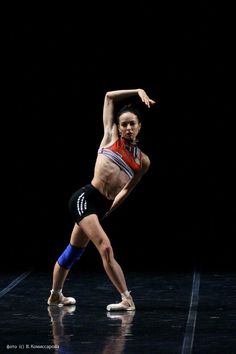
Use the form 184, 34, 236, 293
48, 223, 90, 305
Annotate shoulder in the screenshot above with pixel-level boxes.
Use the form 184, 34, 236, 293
141, 151, 151, 173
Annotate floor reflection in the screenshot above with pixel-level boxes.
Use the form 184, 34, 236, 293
103, 311, 135, 354
48, 306, 135, 354
48, 305, 76, 353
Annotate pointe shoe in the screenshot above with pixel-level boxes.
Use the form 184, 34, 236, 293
47, 291, 76, 306
106, 292, 135, 312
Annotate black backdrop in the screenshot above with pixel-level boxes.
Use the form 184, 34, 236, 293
4, 1, 235, 273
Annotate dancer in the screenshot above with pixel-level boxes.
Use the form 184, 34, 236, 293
47, 88, 156, 311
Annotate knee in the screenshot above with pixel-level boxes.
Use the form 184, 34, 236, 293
58, 243, 86, 269
100, 243, 114, 264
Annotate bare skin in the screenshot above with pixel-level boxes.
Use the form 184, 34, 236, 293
49, 88, 156, 301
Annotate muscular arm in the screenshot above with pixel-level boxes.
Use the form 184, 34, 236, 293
104, 155, 151, 217
100, 89, 155, 147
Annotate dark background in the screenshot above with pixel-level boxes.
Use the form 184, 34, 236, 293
4, 2, 235, 273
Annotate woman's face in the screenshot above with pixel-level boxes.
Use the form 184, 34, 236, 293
118, 112, 141, 141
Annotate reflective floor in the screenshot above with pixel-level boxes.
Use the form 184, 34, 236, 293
0, 270, 235, 353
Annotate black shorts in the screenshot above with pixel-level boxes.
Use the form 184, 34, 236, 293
68, 184, 113, 224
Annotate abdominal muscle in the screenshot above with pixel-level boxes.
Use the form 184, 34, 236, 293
91, 154, 130, 200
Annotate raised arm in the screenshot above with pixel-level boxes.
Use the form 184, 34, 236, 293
100, 89, 156, 147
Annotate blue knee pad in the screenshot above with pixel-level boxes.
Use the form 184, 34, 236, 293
58, 243, 85, 269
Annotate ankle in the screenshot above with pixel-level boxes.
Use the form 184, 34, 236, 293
50, 289, 62, 299
50, 289, 62, 296
121, 290, 131, 299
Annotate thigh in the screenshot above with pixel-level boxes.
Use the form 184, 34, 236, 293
70, 223, 90, 248
79, 214, 111, 249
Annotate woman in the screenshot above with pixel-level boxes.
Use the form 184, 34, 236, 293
48, 88, 156, 311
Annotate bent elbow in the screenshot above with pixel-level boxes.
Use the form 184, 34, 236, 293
105, 91, 114, 101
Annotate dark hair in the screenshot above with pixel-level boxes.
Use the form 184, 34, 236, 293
116, 103, 141, 124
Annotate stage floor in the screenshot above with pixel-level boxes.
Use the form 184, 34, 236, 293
0, 270, 235, 353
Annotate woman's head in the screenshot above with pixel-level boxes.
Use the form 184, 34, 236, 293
116, 104, 141, 142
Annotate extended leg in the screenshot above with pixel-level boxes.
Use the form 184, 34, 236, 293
79, 214, 135, 311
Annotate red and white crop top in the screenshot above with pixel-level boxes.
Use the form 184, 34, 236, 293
98, 137, 142, 179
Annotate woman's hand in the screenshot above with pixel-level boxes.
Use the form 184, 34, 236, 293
138, 89, 156, 108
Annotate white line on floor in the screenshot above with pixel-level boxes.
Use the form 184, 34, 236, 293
0, 270, 33, 298
181, 270, 200, 354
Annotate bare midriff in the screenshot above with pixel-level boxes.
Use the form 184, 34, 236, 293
91, 154, 130, 200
